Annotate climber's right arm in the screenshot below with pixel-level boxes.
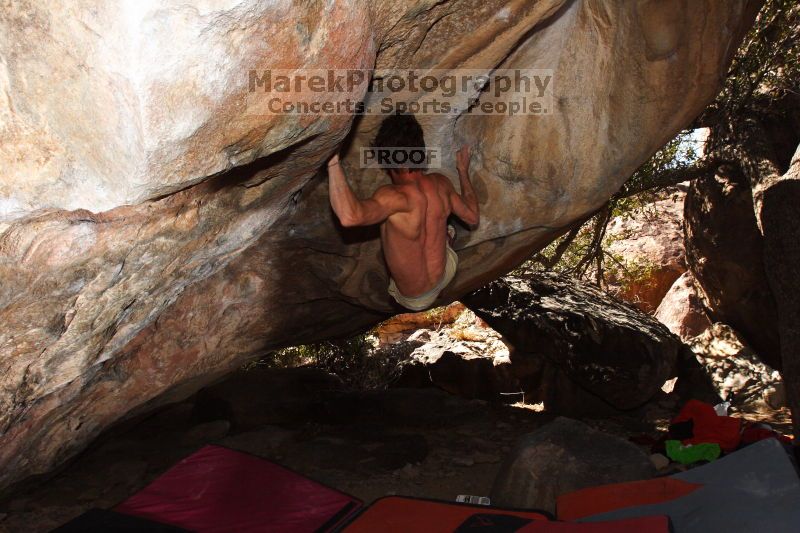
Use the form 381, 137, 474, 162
328, 154, 410, 227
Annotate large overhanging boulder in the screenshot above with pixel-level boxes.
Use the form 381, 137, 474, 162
0, 0, 759, 492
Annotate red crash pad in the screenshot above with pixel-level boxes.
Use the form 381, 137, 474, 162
115, 445, 361, 533
556, 477, 701, 521
342, 496, 668, 532
341, 496, 551, 532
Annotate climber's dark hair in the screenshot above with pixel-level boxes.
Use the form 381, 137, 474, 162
373, 113, 425, 170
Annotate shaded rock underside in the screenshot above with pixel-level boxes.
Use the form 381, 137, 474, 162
0, 0, 759, 491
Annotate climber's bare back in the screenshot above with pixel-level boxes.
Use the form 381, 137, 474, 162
379, 172, 456, 296
327, 137, 479, 303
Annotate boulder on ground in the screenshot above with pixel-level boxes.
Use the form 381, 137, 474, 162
655, 271, 712, 340
491, 417, 655, 513
688, 323, 784, 409
392, 306, 519, 400
672, 346, 725, 406
685, 171, 781, 368
463, 273, 681, 414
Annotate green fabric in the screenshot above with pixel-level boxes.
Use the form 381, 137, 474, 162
666, 440, 721, 465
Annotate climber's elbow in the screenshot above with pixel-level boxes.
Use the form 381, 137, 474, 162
336, 205, 366, 227
337, 212, 361, 227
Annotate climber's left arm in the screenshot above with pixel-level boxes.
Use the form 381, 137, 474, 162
450, 145, 480, 228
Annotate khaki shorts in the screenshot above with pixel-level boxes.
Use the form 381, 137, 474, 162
388, 245, 459, 311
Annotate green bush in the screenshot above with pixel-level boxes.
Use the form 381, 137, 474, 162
249, 333, 407, 391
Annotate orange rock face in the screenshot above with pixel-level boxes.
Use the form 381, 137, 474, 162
373, 302, 469, 345
604, 190, 688, 313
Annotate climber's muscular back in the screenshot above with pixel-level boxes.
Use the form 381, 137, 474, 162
327, 146, 478, 297
381, 172, 453, 297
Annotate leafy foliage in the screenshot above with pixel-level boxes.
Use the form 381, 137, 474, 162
523, 131, 698, 284
252, 333, 406, 391
712, 0, 800, 117
526, 0, 799, 283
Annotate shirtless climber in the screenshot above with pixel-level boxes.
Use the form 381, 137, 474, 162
327, 113, 480, 311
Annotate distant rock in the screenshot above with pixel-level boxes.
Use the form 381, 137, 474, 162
655, 271, 712, 340
605, 190, 687, 313
463, 273, 680, 414
373, 302, 468, 345
491, 417, 655, 513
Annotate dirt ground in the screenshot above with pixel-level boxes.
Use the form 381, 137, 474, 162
0, 370, 792, 533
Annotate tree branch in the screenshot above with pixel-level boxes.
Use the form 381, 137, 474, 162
571, 203, 612, 281
616, 157, 728, 199
531, 222, 585, 270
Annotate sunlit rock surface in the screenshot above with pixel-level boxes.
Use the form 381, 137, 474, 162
0, 0, 758, 491
689, 323, 784, 410
655, 271, 712, 341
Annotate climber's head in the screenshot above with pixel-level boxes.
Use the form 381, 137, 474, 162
373, 113, 426, 179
